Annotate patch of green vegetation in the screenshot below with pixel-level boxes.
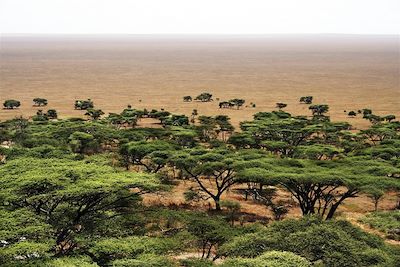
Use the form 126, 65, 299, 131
359, 211, 400, 240
0, 105, 399, 266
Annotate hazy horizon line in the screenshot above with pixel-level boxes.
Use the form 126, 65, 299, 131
1, 32, 399, 37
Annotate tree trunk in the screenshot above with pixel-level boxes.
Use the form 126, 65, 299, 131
374, 200, 379, 211
214, 197, 221, 211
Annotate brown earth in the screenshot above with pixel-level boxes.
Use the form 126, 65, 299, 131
143, 179, 400, 245
1, 34, 399, 128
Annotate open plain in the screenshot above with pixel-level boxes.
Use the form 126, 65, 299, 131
1, 34, 399, 128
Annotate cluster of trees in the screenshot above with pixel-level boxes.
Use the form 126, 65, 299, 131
32, 109, 58, 121
219, 99, 245, 109
3, 98, 49, 109
345, 109, 396, 123
183, 92, 213, 102
0, 101, 399, 266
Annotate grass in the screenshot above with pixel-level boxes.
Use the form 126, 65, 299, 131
359, 210, 400, 241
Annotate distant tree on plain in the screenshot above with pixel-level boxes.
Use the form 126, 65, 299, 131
309, 104, 329, 116
46, 109, 58, 119
33, 98, 48, 107
74, 99, 94, 110
219, 99, 245, 109
219, 101, 233, 109
299, 96, 313, 104
276, 103, 287, 110
384, 114, 396, 122
195, 92, 213, 102
183, 96, 192, 102
3, 99, 21, 109
85, 108, 104, 120
230, 99, 245, 109
348, 111, 357, 117
362, 108, 373, 118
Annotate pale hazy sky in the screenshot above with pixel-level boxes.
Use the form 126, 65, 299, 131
0, 0, 399, 34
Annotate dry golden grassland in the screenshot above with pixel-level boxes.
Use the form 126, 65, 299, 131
1, 35, 399, 128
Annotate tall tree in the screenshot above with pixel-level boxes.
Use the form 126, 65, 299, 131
119, 140, 174, 172
170, 149, 244, 210
0, 158, 161, 254
238, 157, 400, 219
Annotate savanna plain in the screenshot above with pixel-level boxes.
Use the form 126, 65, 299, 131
0, 34, 399, 267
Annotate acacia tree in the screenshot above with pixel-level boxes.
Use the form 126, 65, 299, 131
187, 216, 231, 259
85, 108, 104, 120
46, 109, 58, 119
196, 116, 218, 141
309, 104, 329, 116
107, 106, 141, 128
68, 131, 97, 154
348, 111, 357, 117
194, 92, 213, 102
299, 96, 313, 104
3, 99, 21, 109
239, 112, 317, 156
74, 99, 94, 110
229, 99, 245, 109
215, 115, 234, 141
361, 124, 397, 145
119, 140, 174, 172
238, 157, 400, 219
365, 187, 384, 211
383, 115, 396, 122
183, 96, 192, 102
33, 98, 48, 107
0, 158, 161, 255
276, 103, 287, 110
170, 149, 241, 210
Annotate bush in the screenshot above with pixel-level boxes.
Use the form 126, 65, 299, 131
180, 258, 214, 267
219, 217, 397, 267
221, 251, 310, 267
89, 236, 183, 264
359, 211, 400, 241
111, 254, 176, 267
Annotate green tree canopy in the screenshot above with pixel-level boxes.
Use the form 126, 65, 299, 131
237, 156, 400, 219
0, 158, 162, 255
33, 98, 48, 107
3, 99, 21, 109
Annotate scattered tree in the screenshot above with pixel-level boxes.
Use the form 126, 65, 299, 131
85, 108, 105, 120
299, 96, 313, 104
195, 92, 213, 102
74, 99, 94, 110
3, 99, 21, 109
183, 96, 192, 102
348, 111, 357, 117
276, 103, 287, 110
33, 98, 48, 107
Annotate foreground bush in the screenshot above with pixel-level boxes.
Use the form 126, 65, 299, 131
221, 251, 311, 267
360, 210, 400, 240
219, 217, 399, 267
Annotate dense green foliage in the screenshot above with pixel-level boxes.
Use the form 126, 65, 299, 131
219, 217, 400, 267
3, 99, 21, 109
360, 211, 400, 240
0, 103, 399, 266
